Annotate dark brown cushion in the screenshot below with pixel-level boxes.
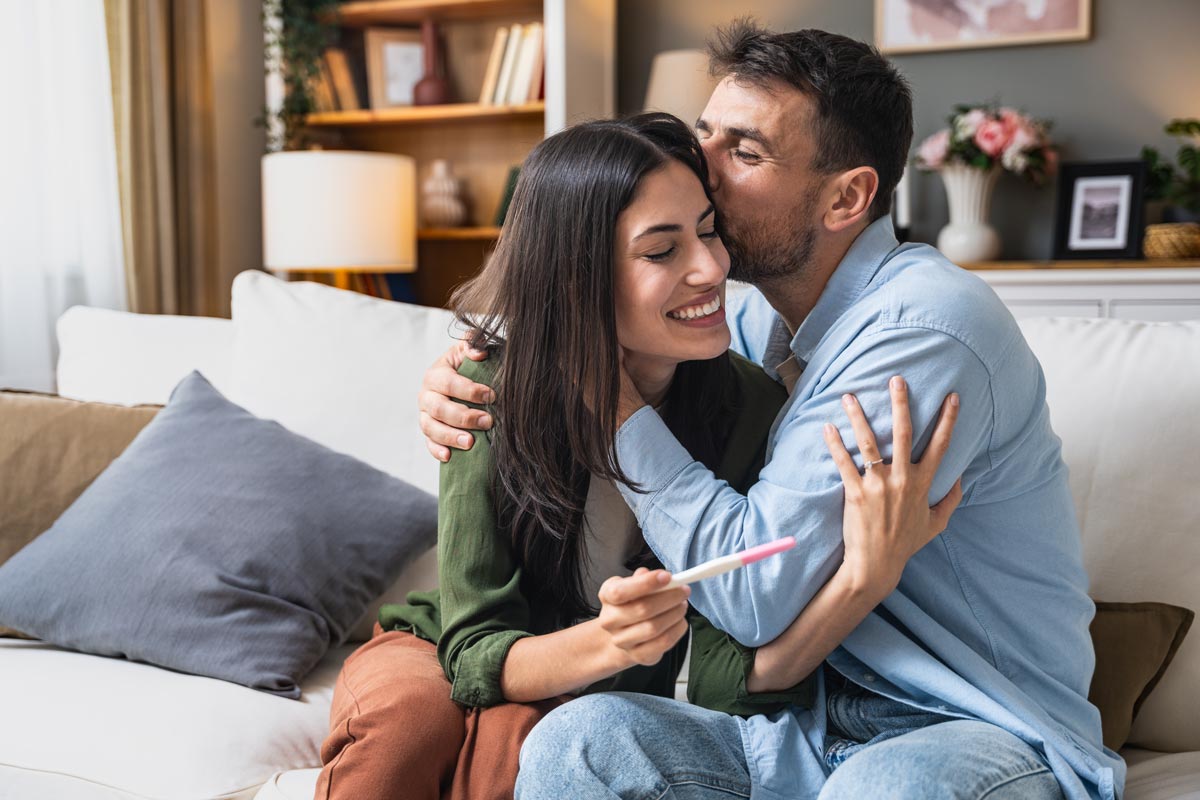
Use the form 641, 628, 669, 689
1088, 601, 1194, 751
0, 389, 160, 635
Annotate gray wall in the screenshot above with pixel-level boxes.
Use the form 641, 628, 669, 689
617, 0, 1200, 259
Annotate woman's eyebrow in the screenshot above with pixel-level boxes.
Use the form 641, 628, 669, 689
634, 206, 715, 241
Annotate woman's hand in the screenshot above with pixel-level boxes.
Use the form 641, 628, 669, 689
596, 568, 690, 668
745, 377, 963, 694
824, 376, 963, 600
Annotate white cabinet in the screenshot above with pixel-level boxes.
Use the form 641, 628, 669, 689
974, 268, 1200, 322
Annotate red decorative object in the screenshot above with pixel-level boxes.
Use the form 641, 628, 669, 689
413, 19, 450, 106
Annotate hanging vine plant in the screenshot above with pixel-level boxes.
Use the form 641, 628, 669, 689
260, 0, 340, 152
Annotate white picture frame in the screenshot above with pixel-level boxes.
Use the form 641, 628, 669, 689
365, 28, 424, 109
875, 0, 1092, 55
1068, 176, 1132, 251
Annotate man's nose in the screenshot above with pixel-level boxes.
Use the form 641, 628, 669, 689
700, 138, 722, 193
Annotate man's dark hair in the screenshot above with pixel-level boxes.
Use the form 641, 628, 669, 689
708, 19, 913, 221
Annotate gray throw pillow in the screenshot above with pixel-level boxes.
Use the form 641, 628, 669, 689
0, 371, 437, 698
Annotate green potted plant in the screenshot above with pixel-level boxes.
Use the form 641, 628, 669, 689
1142, 118, 1200, 223
260, 0, 340, 153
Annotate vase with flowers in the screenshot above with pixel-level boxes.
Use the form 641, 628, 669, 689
916, 105, 1057, 263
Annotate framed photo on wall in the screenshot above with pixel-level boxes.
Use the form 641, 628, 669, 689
875, 0, 1092, 55
365, 28, 423, 109
1052, 161, 1147, 260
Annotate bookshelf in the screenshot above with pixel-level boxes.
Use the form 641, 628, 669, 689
306, 100, 544, 127
290, 0, 614, 307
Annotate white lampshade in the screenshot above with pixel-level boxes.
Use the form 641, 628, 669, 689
642, 49, 720, 126
262, 150, 417, 272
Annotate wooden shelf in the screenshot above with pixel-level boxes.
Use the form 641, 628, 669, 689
332, 0, 542, 26
419, 226, 502, 240
963, 259, 1200, 271
306, 101, 543, 127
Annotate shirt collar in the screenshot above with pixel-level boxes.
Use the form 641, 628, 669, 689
764, 216, 899, 380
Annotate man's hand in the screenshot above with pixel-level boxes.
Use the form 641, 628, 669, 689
419, 340, 494, 462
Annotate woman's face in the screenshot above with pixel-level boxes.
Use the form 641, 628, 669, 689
613, 159, 732, 366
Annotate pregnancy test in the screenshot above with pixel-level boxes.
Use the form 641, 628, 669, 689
664, 536, 796, 589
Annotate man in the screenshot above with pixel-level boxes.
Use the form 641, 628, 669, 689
419, 22, 1122, 800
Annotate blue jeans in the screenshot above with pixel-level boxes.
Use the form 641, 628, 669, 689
515, 689, 1065, 800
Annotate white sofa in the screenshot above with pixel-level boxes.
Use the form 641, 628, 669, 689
1, 270, 1197, 799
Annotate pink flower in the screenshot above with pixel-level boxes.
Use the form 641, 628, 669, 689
917, 128, 951, 169
955, 109, 988, 139
974, 119, 1012, 157
1008, 123, 1039, 153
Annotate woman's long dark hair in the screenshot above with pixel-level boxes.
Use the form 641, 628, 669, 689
452, 113, 737, 625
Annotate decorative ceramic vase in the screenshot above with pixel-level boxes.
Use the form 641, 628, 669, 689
422, 159, 466, 227
413, 19, 450, 106
936, 164, 1002, 263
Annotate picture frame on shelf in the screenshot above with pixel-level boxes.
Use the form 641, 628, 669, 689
1052, 160, 1147, 260
875, 0, 1091, 55
365, 28, 424, 109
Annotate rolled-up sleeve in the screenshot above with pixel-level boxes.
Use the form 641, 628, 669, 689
434, 366, 536, 708
615, 323, 996, 647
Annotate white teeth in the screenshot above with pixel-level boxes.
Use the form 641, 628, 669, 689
669, 294, 722, 321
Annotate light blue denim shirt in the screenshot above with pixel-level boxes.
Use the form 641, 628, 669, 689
614, 217, 1124, 800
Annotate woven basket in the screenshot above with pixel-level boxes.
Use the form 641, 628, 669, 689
1143, 222, 1200, 259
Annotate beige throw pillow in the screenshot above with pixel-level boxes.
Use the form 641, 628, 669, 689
0, 390, 160, 635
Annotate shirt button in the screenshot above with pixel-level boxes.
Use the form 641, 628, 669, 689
863, 674, 876, 683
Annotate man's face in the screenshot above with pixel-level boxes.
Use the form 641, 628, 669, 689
696, 76, 826, 284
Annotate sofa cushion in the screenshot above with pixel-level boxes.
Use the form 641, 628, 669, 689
1121, 748, 1200, 800
1089, 602, 1194, 752
0, 390, 159, 568
228, 269, 456, 498
56, 305, 236, 405
1019, 317, 1200, 752
0, 638, 350, 799
0, 390, 161, 638
0, 371, 437, 697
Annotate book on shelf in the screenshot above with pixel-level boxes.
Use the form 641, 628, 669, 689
492, 23, 524, 105
310, 59, 338, 112
507, 22, 542, 106
478, 26, 509, 105
324, 48, 362, 111
493, 166, 521, 226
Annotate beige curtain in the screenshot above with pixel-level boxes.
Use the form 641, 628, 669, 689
104, 0, 220, 316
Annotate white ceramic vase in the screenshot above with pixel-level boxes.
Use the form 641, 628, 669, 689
421, 159, 466, 227
936, 164, 1001, 263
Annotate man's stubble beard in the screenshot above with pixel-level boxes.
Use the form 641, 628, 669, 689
722, 186, 821, 286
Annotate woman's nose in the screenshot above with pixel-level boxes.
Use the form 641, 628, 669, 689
688, 240, 727, 285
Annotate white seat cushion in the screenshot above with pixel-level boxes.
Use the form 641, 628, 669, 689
1019, 318, 1200, 752
1122, 749, 1200, 799
0, 639, 349, 799
253, 769, 321, 800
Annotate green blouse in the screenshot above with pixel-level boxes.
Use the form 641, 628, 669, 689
379, 353, 816, 717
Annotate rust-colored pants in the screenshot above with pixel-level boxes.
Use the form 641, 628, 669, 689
315, 626, 567, 800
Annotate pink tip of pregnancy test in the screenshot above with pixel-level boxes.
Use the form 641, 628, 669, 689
738, 536, 797, 565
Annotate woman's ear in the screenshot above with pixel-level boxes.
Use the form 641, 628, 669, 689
823, 167, 879, 233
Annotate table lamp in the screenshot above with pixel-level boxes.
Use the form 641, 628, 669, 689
642, 49, 719, 126
262, 150, 417, 289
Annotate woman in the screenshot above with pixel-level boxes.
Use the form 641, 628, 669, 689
315, 113, 960, 798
